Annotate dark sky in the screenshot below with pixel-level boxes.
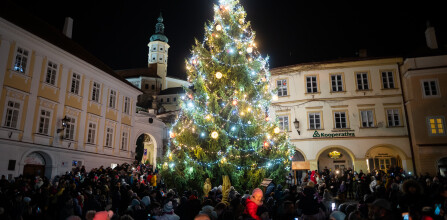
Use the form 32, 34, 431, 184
11, 0, 447, 79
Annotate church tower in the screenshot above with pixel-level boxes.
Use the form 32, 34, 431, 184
148, 13, 169, 90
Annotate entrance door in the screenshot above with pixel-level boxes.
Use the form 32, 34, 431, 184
23, 164, 45, 178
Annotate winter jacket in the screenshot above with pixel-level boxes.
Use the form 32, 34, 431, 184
243, 198, 261, 220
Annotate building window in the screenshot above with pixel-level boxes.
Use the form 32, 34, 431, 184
160, 98, 163, 103
13, 47, 29, 73
152, 85, 155, 90
106, 127, 114, 147
306, 76, 318, 93
91, 82, 100, 102
3, 101, 20, 129
160, 47, 163, 51
45, 61, 58, 85
360, 110, 374, 127
121, 131, 128, 150
277, 115, 289, 131
152, 47, 156, 51
382, 70, 395, 89
109, 90, 116, 108
38, 109, 51, 135
145, 84, 149, 89
356, 72, 369, 90
308, 112, 321, 130
64, 116, 76, 140
422, 80, 440, 97
427, 116, 445, 135
167, 98, 170, 102
386, 109, 401, 127
70, 73, 81, 94
87, 122, 96, 144
124, 97, 131, 114
330, 74, 344, 92
174, 97, 177, 102
334, 111, 347, 129
276, 79, 288, 96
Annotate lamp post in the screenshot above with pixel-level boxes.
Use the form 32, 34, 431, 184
293, 118, 300, 135
57, 116, 69, 133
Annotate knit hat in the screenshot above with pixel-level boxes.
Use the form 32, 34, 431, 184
131, 199, 140, 207
23, 197, 31, 203
199, 205, 217, 220
163, 201, 174, 213
93, 210, 114, 220
141, 196, 151, 207
330, 211, 346, 220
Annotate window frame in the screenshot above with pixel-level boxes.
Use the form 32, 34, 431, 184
44, 60, 58, 86
87, 122, 97, 144
329, 72, 345, 92
91, 82, 101, 103
305, 75, 319, 94
37, 108, 52, 135
276, 78, 289, 97
64, 116, 76, 140
385, 108, 403, 127
70, 72, 81, 95
380, 69, 398, 89
359, 109, 376, 128
355, 71, 371, 91
13, 46, 30, 74
308, 111, 323, 130
2, 98, 23, 129
421, 79, 441, 98
124, 97, 131, 114
333, 110, 349, 129
427, 116, 446, 136
105, 127, 114, 147
277, 114, 290, 132
121, 131, 129, 151
109, 90, 117, 109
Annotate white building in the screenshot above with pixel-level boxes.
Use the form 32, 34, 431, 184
270, 57, 414, 175
0, 2, 165, 180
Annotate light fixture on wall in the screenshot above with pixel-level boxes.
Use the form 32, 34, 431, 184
57, 116, 69, 133
293, 118, 300, 135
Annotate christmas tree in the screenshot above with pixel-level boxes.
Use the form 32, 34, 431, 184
160, 0, 294, 192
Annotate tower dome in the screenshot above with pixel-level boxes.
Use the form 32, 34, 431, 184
150, 13, 168, 43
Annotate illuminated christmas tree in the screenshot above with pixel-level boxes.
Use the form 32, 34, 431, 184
160, 0, 294, 192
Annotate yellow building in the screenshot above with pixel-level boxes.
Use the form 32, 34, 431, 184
0, 2, 165, 179
270, 57, 414, 176
400, 24, 447, 176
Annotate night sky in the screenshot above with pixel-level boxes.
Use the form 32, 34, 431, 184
10, 0, 447, 79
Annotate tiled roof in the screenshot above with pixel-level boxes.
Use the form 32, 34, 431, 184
0, 0, 141, 92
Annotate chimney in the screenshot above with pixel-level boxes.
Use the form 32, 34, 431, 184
425, 20, 438, 49
359, 49, 367, 58
63, 17, 73, 39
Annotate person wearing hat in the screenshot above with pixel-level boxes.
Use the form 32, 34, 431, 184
154, 201, 179, 220
243, 188, 263, 220
329, 211, 346, 220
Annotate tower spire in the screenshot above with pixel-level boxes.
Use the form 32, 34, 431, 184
150, 12, 168, 42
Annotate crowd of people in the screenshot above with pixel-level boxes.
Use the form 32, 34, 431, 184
0, 162, 446, 220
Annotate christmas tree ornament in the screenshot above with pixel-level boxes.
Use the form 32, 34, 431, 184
211, 131, 219, 139
215, 72, 222, 79
246, 47, 253, 53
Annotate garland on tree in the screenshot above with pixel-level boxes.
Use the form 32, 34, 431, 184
159, 0, 295, 193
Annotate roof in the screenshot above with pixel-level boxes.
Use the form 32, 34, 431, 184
116, 64, 160, 78
271, 56, 403, 75
0, 0, 141, 92
158, 87, 186, 95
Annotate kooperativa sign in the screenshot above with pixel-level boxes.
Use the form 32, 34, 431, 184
312, 130, 355, 138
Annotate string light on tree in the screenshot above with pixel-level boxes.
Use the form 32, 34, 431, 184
160, 0, 294, 192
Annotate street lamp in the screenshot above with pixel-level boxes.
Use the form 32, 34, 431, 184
57, 116, 69, 133
293, 118, 300, 135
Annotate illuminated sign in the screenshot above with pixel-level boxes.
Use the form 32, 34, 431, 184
312, 130, 355, 138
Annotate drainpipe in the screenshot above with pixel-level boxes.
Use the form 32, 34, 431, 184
398, 61, 417, 175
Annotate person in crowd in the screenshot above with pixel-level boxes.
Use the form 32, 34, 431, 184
243, 188, 263, 220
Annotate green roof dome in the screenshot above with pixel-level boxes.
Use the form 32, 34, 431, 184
150, 13, 168, 43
